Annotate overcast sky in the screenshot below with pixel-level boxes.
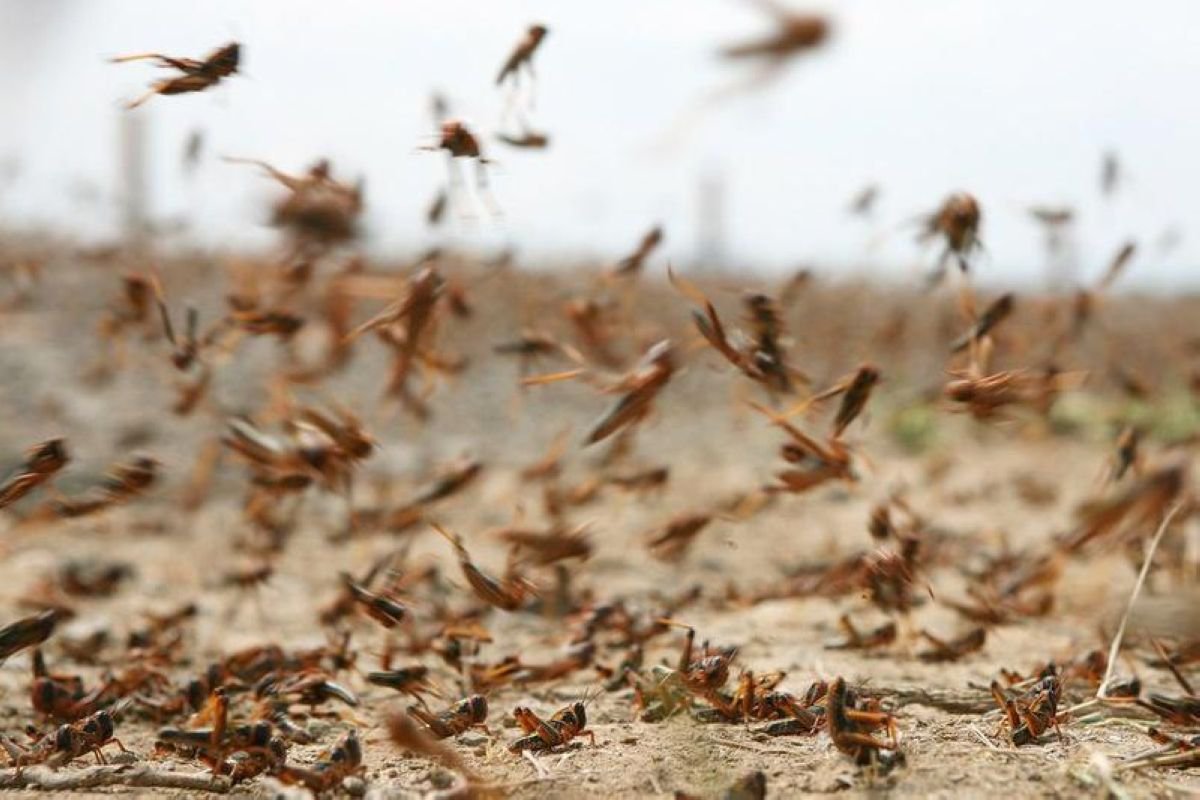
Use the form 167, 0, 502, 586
1, 0, 1197, 287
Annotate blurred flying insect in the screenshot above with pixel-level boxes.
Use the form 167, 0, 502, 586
386, 457, 484, 531
525, 339, 676, 447
408, 694, 489, 739
0, 439, 68, 511
48, 455, 159, 519
1110, 425, 1142, 483
496, 129, 551, 150
182, 129, 204, 175
226, 156, 363, 250
0, 610, 61, 662
497, 24, 549, 125
829, 365, 880, 439
848, 184, 879, 217
612, 225, 664, 277
658, 1, 829, 150
497, 24, 549, 89
584, 340, 676, 446
916, 627, 986, 663
722, 1, 829, 64
951, 293, 1014, 354
422, 120, 499, 218
112, 41, 240, 109
1101, 150, 1122, 197
715, 0, 830, 99
345, 266, 454, 418
669, 266, 805, 395
920, 192, 982, 275
645, 512, 714, 563
434, 523, 535, 611
426, 187, 448, 227
749, 400, 856, 494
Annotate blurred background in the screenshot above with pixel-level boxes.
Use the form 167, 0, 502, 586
1, 0, 1196, 287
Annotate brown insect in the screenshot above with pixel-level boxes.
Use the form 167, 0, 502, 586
749, 401, 856, 494
227, 156, 363, 250
920, 192, 982, 274
256, 669, 358, 709
951, 293, 1014, 353
917, 627, 987, 662
156, 720, 286, 784
48, 455, 158, 519
1138, 693, 1200, 727
423, 120, 498, 215
387, 457, 484, 530
496, 522, 593, 566
112, 42, 240, 109
826, 677, 899, 764
387, 711, 486, 793
608, 465, 670, 493
276, 729, 364, 794
563, 296, 622, 367
1061, 464, 1184, 554
669, 268, 803, 394
943, 367, 1081, 422
1109, 425, 1141, 484
346, 266, 449, 416
584, 339, 676, 445
611, 225, 664, 276
408, 694, 489, 739
496, 129, 551, 149
665, 624, 740, 711
0, 438, 68, 510
340, 572, 409, 629
0, 707, 127, 774
367, 666, 435, 699
990, 674, 1062, 745
434, 523, 534, 611
510, 696, 596, 753
826, 614, 897, 651
426, 187, 449, 226
829, 365, 880, 439
497, 24, 549, 87
646, 512, 714, 562
721, 2, 829, 64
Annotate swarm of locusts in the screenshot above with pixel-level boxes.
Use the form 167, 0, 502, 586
0, 10, 1197, 799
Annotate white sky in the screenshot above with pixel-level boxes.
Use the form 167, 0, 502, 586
1, 0, 1197, 287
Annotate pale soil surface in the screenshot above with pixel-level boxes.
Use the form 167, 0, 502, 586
0, 248, 1197, 798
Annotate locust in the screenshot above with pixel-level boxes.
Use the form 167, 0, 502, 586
112, 42, 240, 109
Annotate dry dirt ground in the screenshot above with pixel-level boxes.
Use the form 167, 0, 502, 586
0, 245, 1197, 798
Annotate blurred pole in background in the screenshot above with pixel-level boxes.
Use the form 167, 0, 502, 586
1044, 221, 1080, 291
696, 170, 727, 272
118, 110, 149, 247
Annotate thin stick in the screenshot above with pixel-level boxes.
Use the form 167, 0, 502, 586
522, 750, 549, 779
705, 737, 797, 757
1150, 637, 1194, 695
0, 765, 230, 792
968, 724, 1001, 751
1097, 501, 1185, 699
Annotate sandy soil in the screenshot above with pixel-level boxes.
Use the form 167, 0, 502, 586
0, 245, 1197, 798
